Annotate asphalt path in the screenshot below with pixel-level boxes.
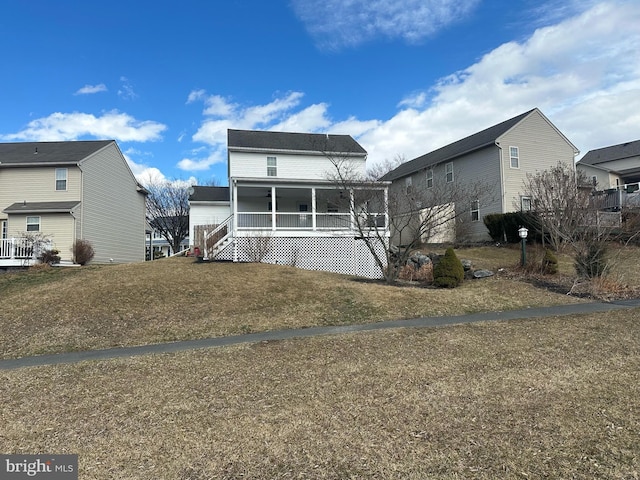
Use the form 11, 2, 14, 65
2, 298, 640, 370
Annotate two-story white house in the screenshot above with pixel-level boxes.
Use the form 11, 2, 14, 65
0, 140, 147, 266
194, 129, 390, 278
382, 108, 580, 243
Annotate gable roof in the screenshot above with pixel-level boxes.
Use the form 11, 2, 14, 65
0, 140, 114, 167
382, 109, 543, 181
189, 186, 230, 202
228, 129, 367, 156
578, 139, 640, 166
3, 201, 81, 214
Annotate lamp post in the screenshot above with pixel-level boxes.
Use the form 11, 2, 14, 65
518, 227, 528, 267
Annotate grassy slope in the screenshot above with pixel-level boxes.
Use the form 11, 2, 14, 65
0, 246, 593, 359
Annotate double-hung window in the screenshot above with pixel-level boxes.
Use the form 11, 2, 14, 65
267, 156, 277, 177
26, 216, 40, 232
55, 168, 68, 191
471, 200, 480, 222
445, 162, 454, 183
426, 168, 433, 188
405, 176, 413, 194
510, 146, 519, 169
521, 196, 532, 211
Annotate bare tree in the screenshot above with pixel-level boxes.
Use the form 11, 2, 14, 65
521, 162, 625, 278
142, 175, 192, 255
325, 148, 495, 283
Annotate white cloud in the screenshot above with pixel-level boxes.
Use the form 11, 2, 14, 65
181, 2, 640, 174
74, 84, 107, 95
291, 0, 480, 50
0, 110, 167, 142
118, 76, 138, 100
359, 1, 640, 167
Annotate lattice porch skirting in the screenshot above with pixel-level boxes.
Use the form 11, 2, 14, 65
215, 236, 387, 279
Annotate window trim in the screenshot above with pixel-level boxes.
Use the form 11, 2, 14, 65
405, 176, 413, 194
1, 219, 7, 239
267, 156, 277, 177
471, 199, 480, 222
445, 162, 454, 183
55, 168, 68, 191
521, 196, 532, 211
509, 146, 520, 169
426, 168, 433, 188
26, 216, 41, 232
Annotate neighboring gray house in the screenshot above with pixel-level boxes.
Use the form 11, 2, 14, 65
382, 108, 580, 243
191, 129, 389, 278
0, 140, 147, 266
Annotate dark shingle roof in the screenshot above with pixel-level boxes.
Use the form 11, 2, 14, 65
189, 186, 230, 202
381, 109, 537, 181
0, 140, 113, 166
578, 139, 640, 166
3, 201, 81, 214
228, 129, 367, 156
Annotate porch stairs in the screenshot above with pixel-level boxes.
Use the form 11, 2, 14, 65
202, 215, 234, 260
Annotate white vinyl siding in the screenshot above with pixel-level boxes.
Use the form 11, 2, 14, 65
55, 168, 68, 191
228, 151, 367, 181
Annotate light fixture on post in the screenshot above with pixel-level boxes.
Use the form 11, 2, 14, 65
518, 226, 528, 267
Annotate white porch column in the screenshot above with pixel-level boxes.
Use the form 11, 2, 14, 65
384, 187, 389, 233
271, 186, 277, 231
350, 190, 355, 231
311, 188, 317, 231
233, 180, 239, 262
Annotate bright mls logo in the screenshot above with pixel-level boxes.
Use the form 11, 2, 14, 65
1, 455, 77, 479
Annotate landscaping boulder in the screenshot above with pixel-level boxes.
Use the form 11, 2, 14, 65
472, 269, 494, 279
408, 253, 432, 269
461, 259, 473, 271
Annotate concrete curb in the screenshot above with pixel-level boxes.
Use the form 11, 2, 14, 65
2, 298, 640, 370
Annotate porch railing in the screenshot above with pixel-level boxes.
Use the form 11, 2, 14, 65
235, 212, 387, 230
0, 237, 52, 260
592, 182, 640, 210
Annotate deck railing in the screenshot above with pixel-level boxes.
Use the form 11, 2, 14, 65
0, 237, 52, 260
592, 182, 640, 210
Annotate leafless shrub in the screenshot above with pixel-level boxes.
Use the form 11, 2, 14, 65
243, 233, 273, 263
72, 239, 95, 265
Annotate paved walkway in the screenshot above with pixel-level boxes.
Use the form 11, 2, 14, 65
2, 298, 640, 370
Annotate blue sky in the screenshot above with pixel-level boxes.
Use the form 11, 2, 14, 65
1, 0, 638, 186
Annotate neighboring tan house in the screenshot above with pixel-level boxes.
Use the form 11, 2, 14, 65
0, 140, 147, 267
381, 108, 580, 243
576, 139, 640, 188
193, 129, 389, 278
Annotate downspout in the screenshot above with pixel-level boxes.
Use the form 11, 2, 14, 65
496, 141, 506, 212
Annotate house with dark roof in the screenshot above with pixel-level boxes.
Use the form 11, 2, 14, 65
194, 129, 389, 278
0, 140, 147, 266
576, 139, 640, 211
576, 139, 640, 188
381, 108, 579, 242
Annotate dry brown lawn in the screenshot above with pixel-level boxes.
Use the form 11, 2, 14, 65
1, 245, 639, 478
1, 311, 638, 479
0, 245, 605, 359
